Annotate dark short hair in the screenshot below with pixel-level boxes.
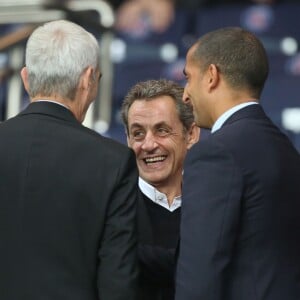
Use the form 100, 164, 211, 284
121, 79, 194, 134
192, 27, 269, 98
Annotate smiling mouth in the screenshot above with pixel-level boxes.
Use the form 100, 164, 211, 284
143, 156, 167, 164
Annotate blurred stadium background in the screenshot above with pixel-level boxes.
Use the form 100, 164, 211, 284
0, 0, 299, 151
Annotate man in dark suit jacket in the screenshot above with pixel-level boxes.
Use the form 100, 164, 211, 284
0, 20, 139, 300
176, 27, 300, 300
121, 79, 199, 300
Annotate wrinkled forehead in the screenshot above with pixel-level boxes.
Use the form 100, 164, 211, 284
128, 98, 180, 129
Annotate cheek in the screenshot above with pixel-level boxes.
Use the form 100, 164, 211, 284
130, 143, 141, 157
176, 145, 188, 160
170, 139, 187, 157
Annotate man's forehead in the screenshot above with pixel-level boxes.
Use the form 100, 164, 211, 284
129, 119, 171, 129
129, 97, 176, 112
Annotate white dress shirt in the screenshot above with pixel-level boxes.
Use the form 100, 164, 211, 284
138, 177, 181, 212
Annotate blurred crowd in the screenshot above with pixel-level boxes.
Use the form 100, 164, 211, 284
108, 0, 290, 34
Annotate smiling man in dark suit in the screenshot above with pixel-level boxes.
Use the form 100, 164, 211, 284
121, 79, 199, 300
0, 20, 139, 300
175, 26, 300, 300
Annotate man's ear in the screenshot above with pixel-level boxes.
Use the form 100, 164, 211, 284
79, 66, 94, 91
186, 122, 200, 150
20, 67, 30, 94
207, 63, 220, 91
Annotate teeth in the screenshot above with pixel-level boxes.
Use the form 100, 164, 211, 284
145, 156, 166, 163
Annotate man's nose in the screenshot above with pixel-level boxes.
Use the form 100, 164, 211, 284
141, 132, 158, 151
182, 89, 190, 104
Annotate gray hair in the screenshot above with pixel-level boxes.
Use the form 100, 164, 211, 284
25, 20, 100, 100
121, 79, 194, 134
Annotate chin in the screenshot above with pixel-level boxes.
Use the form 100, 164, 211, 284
146, 174, 168, 186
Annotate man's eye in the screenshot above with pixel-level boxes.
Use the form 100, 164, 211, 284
132, 131, 145, 140
157, 127, 170, 136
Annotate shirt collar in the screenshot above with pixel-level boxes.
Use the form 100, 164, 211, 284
138, 177, 181, 212
211, 102, 258, 133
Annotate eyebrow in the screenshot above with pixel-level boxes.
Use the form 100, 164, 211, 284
129, 121, 170, 130
155, 121, 170, 128
129, 123, 143, 130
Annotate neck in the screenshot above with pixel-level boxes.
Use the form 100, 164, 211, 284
153, 177, 182, 206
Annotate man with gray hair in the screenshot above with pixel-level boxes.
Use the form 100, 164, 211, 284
0, 20, 139, 300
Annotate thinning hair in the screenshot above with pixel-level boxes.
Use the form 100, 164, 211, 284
192, 27, 269, 98
25, 20, 100, 100
121, 79, 194, 134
